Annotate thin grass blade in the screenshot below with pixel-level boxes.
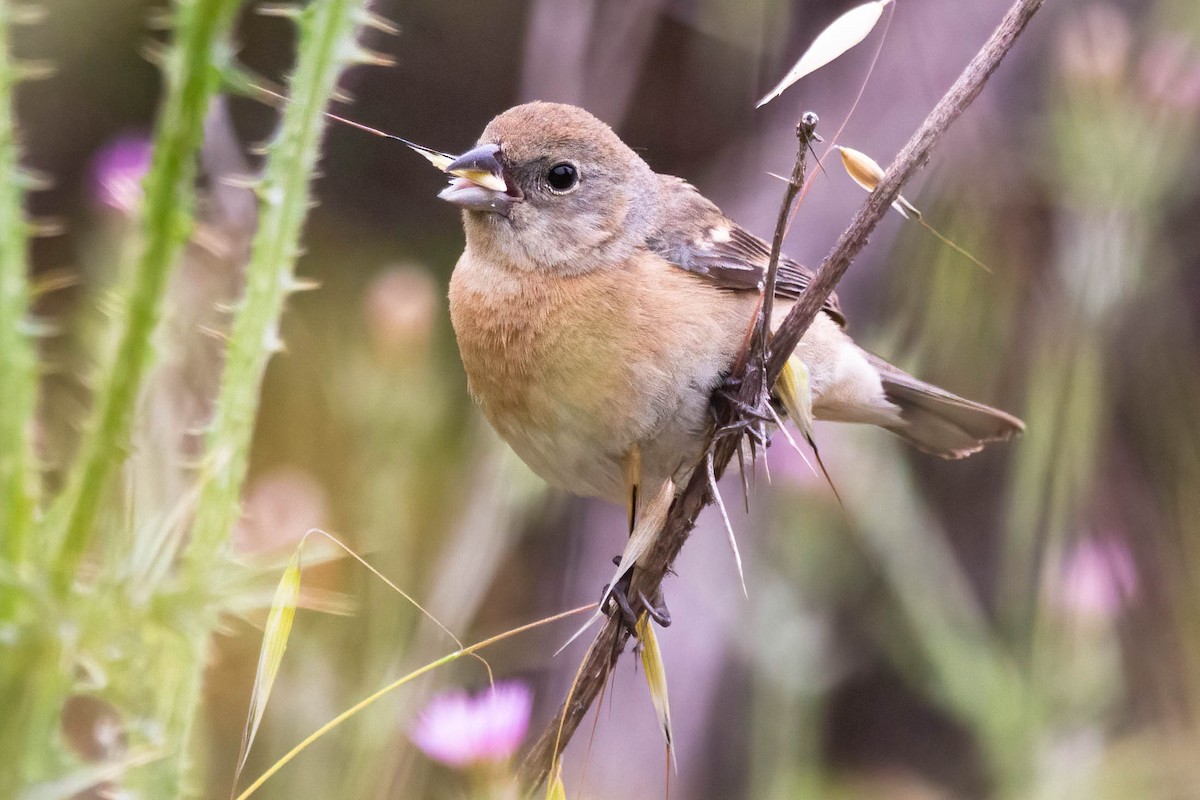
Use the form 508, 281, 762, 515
234, 604, 593, 800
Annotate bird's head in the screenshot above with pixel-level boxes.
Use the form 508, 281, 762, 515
438, 102, 658, 274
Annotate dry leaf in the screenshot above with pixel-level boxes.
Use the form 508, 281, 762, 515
757, 0, 894, 107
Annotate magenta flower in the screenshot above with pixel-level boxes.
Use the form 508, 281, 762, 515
90, 133, 153, 213
411, 682, 533, 769
1056, 536, 1139, 620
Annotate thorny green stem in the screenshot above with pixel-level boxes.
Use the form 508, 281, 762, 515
186, 0, 372, 574
175, 0, 375, 794
49, 0, 243, 594
0, 5, 40, 572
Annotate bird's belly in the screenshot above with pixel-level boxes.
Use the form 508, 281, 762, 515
455, 315, 716, 503
449, 252, 749, 503
491, 371, 719, 504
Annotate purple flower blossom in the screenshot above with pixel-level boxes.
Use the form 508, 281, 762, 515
1056, 536, 1139, 620
411, 682, 533, 769
90, 134, 153, 213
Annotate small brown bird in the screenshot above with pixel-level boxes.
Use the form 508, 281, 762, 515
440, 102, 1022, 510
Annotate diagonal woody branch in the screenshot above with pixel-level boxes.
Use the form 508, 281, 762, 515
519, 0, 1047, 791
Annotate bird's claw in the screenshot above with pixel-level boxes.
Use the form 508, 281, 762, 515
715, 391, 773, 423
601, 558, 671, 633
713, 376, 774, 450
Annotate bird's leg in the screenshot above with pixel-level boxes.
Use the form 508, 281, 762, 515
624, 446, 641, 536
601, 455, 673, 633
717, 394, 773, 422
638, 588, 671, 627
600, 562, 639, 631
713, 370, 775, 447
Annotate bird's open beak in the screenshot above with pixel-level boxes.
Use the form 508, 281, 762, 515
438, 143, 518, 216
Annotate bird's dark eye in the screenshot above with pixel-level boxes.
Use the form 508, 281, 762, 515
546, 162, 579, 192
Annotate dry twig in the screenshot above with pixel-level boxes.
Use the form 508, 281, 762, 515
518, 0, 1047, 790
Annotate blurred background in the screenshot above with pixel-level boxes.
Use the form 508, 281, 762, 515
11, 0, 1200, 797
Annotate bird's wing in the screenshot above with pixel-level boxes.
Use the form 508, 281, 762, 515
645, 176, 845, 326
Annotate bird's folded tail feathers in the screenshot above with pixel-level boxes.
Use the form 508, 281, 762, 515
865, 353, 1025, 459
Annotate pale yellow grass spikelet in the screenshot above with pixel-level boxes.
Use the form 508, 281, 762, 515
547, 764, 568, 800
836, 145, 920, 219
836, 145, 992, 272
636, 614, 677, 770
244, 80, 461, 174
777, 357, 844, 505
404, 142, 455, 171
232, 550, 301, 792
777, 356, 815, 441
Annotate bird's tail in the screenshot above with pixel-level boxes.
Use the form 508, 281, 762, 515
864, 353, 1025, 459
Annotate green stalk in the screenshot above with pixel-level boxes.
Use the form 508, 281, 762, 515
186, 0, 374, 569
172, 2, 374, 794
49, 0, 242, 591
0, 5, 39, 567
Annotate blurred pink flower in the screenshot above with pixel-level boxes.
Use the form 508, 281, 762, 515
1139, 36, 1200, 111
233, 467, 328, 554
1058, 5, 1131, 83
90, 133, 153, 213
363, 265, 438, 360
1056, 536, 1138, 619
411, 682, 533, 769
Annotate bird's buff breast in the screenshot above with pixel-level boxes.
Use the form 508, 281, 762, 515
449, 250, 750, 502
